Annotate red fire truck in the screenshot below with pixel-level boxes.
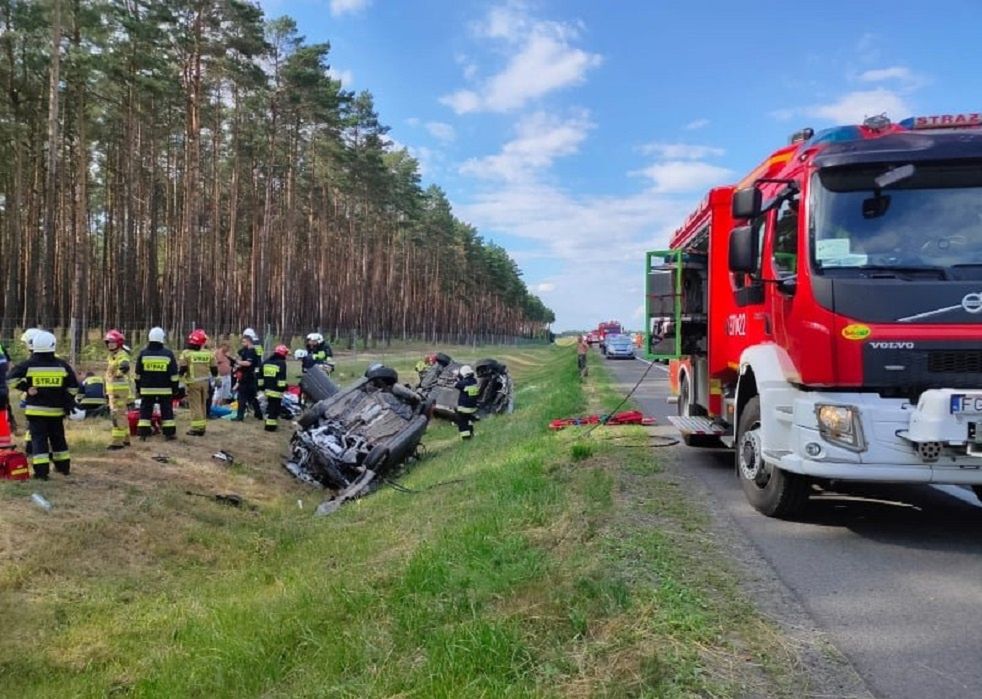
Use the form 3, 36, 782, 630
597, 320, 623, 351
645, 113, 982, 517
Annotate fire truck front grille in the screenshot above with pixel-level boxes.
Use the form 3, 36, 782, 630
865, 343, 982, 394
928, 351, 982, 374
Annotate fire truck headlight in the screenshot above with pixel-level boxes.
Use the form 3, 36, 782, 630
815, 404, 866, 451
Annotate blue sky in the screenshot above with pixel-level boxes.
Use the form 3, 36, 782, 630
259, 0, 982, 331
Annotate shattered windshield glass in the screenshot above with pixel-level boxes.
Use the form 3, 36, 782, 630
810, 162, 982, 277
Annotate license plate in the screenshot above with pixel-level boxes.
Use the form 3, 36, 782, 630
950, 394, 982, 414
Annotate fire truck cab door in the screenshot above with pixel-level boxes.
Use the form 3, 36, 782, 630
728, 216, 769, 348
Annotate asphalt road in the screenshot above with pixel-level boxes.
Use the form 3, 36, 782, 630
604, 353, 982, 699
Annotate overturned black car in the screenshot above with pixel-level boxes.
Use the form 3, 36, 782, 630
417, 353, 514, 419
285, 365, 430, 514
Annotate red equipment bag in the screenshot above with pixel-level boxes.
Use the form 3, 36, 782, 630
0, 450, 31, 481
549, 410, 656, 431
127, 408, 161, 436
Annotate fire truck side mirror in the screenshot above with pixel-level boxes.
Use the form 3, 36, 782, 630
732, 187, 762, 219
729, 225, 758, 274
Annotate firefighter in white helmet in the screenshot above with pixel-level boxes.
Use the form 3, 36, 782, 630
454, 365, 479, 439
6, 331, 79, 479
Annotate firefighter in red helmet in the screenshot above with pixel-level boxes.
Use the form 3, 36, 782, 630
179, 328, 218, 436
104, 329, 133, 450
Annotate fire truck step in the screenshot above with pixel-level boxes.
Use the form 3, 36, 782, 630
667, 416, 730, 436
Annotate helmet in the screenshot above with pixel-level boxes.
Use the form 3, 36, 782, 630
243, 327, 259, 342
20, 328, 40, 349
425, 353, 437, 364
274, 344, 289, 357
69, 408, 86, 421
148, 327, 166, 343
33, 331, 56, 353
104, 329, 125, 346
294, 348, 308, 360
187, 329, 208, 346
459, 365, 474, 378
306, 332, 323, 344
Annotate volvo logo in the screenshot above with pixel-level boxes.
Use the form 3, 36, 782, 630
899, 291, 982, 322
962, 293, 982, 314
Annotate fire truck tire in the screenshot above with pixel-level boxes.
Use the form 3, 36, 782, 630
736, 396, 809, 518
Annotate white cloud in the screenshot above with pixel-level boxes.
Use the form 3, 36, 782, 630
635, 161, 734, 194
809, 88, 910, 124
327, 67, 354, 87
441, 90, 482, 114
684, 118, 710, 130
460, 110, 593, 181
534, 282, 555, 293
440, 4, 602, 114
425, 121, 456, 142
406, 117, 420, 127
329, 0, 370, 17
774, 88, 911, 125
640, 142, 724, 160
858, 66, 912, 83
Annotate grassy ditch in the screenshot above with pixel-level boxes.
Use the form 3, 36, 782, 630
1, 346, 804, 697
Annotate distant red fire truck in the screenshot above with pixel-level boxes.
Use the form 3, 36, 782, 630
645, 113, 982, 517
596, 320, 622, 349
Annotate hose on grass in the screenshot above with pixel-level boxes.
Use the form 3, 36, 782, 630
578, 357, 663, 440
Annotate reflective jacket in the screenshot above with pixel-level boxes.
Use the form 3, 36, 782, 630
135, 343, 179, 397
260, 355, 287, 398
106, 349, 133, 399
179, 346, 218, 384
301, 341, 332, 371
8, 354, 80, 417
455, 375, 479, 413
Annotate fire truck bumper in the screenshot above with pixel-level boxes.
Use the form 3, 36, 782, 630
769, 390, 982, 485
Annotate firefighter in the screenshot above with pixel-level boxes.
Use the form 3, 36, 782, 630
301, 333, 332, 373
0, 337, 11, 446
179, 329, 218, 436
243, 327, 263, 361
7, 331, 79, 479
454, 364, 479, 439
231, 330, 262, 421
76, 372, 108, 416
104, 329, 133, 450
135, 327, 179, 440
260, 344, 289, 432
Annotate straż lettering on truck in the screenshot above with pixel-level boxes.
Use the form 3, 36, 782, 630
644, 113, 982, 518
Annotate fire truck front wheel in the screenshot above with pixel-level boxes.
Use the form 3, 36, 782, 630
736, 396, 809, 518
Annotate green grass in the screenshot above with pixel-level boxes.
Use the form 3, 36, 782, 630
0, 345, 805, 697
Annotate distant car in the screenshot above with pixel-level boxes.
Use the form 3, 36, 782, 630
604, 333, 635, 359
585, 331, 600, 345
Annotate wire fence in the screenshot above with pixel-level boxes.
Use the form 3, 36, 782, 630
0, 317, 552, 365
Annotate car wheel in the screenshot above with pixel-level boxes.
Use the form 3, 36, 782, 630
300, 366, 339, 403
736, 396, 809, 518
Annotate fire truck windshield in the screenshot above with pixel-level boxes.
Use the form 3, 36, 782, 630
810, 162, 982, 278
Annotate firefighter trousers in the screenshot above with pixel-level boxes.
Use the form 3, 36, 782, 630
187, 382, 208, 434
108, 394, 131, 447
264, 395, 281, 432
27, 416, 69, 478
455, 408, 476, 439
139, 395, 176, 438
236, 381, 261, 420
